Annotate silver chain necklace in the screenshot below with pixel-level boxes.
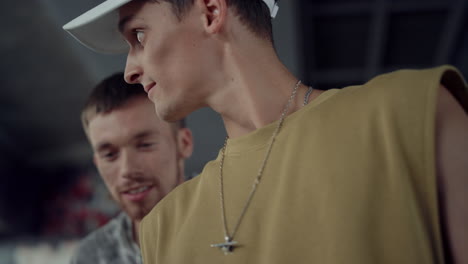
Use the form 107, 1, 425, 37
210, 80, 303, 255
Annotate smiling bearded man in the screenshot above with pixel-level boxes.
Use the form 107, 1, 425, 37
71, 72, 193, 264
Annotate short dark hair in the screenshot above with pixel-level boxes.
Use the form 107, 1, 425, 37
81, 72, 185, 131
150, 0, 275, 42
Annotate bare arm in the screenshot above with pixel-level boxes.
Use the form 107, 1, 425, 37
436, 85, 468, 264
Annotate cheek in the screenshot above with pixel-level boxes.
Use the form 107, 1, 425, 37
149, 32, 202, 81
145, 146, 178, 177
144, 35, 172, 75
97, 165, 119, 192
147, 152, 173, 172
162, 47, 207, 103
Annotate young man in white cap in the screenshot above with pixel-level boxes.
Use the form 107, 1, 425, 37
64, 1, 468, 263
73, 72, 193, 264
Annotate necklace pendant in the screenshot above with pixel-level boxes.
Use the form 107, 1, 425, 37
211, 236, 238, 255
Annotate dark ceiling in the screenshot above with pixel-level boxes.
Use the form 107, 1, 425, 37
299, 0, 468, 88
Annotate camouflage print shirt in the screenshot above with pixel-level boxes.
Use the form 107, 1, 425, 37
70, 212, 142, 264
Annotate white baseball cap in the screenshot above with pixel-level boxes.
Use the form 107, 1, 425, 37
63, 0, 279, 54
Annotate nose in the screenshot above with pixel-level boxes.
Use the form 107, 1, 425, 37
119, 150, 140, 180
124, 53, 142, 84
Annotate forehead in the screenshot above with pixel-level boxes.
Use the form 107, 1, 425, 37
119, 0, 147, 18
118, 1, 175, 29
87, 97, 171, 145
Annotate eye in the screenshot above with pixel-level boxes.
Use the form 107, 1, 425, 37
99, 150, 118, 161
136, 30, 145, 44
138, 142, 155, 149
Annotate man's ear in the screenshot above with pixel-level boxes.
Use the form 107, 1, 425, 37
176, 128, 194, 159
197, 0, 227, 34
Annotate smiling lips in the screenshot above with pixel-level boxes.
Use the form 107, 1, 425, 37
122, 185, 153, 202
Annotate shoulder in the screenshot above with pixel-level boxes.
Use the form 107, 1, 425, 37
142, 173, 204, 225
362, 65, 465, 101
140, 160, 219, 230
70, 213, 127, 263
334, 65, 462, 95
364, 65, 464, 89
138, 170, 211, 261
329, 65, 467, 114
139, 161, 222, 262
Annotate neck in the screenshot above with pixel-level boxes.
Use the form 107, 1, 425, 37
206, 39, 310, 139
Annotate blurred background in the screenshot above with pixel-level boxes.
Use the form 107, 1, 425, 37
0, 0, 467, 263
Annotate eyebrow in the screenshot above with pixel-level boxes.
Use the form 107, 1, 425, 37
96, 142, 113, 152
134, 130, 160, 140
118, 15, 135, 34
94, 130, 160, 151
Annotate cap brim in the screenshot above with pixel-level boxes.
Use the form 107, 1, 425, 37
64, 0, 279, 54
63, 0, 132, 54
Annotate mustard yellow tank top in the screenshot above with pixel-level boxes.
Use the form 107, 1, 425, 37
140, 65, 467, 264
